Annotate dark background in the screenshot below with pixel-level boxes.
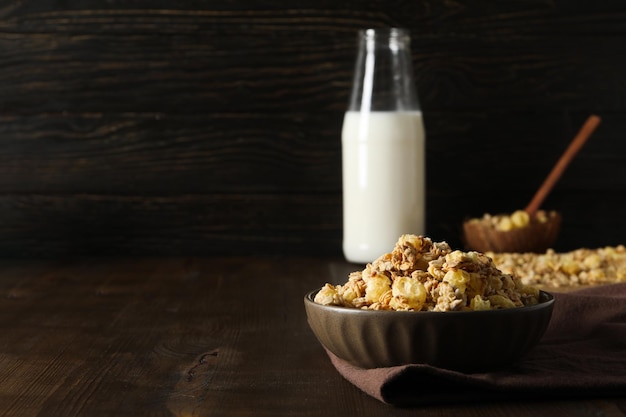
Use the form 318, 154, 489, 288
0, 1, 624, 258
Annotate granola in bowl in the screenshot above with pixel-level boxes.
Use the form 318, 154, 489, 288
315, 234, 540, 312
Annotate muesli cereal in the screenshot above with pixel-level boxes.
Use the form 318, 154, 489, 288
488, 246, 626, 288
468, 209, 556, 232
315, 234, 540, 312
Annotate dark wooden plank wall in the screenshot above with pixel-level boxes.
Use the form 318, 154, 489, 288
1, 1, 625, 258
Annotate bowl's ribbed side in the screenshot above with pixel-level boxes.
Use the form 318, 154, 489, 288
304, 290, 554, 372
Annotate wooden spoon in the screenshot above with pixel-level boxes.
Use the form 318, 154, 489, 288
463, 115, 602, 253
524, 114, 601, 216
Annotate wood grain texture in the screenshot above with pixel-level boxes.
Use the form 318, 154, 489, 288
0, 257, 624, 416
1, 1, 626, 256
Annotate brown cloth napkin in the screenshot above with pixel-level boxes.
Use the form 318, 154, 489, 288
326, 283, 626, 406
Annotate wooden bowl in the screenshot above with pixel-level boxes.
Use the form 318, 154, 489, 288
463, 211, 561, 253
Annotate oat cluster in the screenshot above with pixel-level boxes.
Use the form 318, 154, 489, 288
315, 234, 540, 312
489, 246, 626, 288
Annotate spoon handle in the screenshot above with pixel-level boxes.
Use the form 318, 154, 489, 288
525, 115, 602, 216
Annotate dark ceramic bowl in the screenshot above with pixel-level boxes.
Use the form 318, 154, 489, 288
304, 289, 554, 372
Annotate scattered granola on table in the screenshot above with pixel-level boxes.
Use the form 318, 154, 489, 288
314, 234, 540, 312
488, 246, 626, 288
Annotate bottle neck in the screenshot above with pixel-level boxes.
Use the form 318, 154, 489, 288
348, 28, 420, 112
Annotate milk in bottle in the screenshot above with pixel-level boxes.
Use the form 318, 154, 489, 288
342, 29, 425, 263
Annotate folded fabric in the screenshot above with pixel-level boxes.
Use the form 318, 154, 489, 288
326, 283, 626, 406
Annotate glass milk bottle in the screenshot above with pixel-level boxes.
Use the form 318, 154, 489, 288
342, 28, 425, 264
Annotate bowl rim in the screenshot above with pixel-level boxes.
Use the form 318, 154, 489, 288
304, 287, 554, 316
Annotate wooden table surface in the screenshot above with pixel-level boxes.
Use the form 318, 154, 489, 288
0, 257, 624, 417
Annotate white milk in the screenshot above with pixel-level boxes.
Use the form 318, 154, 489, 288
342, 111, 425, 264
